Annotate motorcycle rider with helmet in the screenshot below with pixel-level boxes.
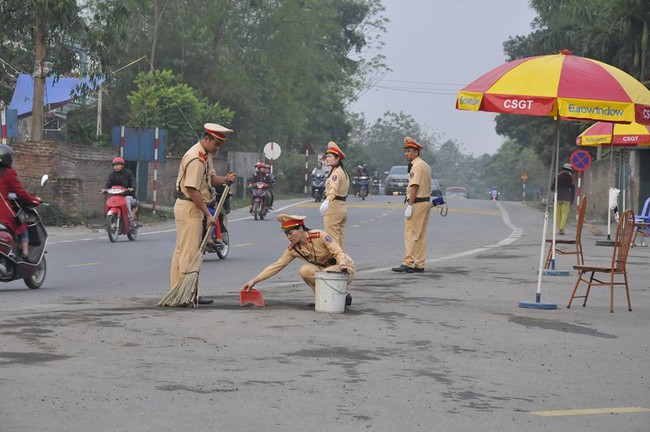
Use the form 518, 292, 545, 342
101, 157, 138, 227
0, 144, 42, 262
249, 162, 276, 209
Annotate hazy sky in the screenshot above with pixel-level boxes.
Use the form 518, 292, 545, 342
350, 0, 537, 155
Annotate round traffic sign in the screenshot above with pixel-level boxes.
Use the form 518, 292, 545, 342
263, 142, 281, 160
570, 149, 592, 172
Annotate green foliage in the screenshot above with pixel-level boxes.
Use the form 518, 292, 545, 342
126, 70, 234, 155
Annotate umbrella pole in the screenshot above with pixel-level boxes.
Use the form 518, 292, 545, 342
520, 118, 559, 309
596, 130, 616, 246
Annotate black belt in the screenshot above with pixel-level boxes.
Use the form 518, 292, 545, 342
414, 197, 429, 203
333, 196, 347, 201
175, 191, 193, 201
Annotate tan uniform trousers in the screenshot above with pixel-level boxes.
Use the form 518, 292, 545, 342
170, 199, 203, 288
403, 202, 431, 268
299, 264, 354, 292
323, 200, 347, 250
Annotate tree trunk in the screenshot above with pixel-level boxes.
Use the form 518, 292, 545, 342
31, 12, 46, 142
641, 19, 648, 83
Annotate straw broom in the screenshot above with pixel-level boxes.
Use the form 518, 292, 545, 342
158, 185, 230, 308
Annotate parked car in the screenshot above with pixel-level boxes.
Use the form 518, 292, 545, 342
384, 165, 443, 196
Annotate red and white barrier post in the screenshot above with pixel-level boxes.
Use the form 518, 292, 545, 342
153, 127, 159, 214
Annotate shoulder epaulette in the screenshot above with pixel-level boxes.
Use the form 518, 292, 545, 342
308, 231, 321, 240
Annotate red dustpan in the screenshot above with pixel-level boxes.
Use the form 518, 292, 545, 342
240, 289, 265, 307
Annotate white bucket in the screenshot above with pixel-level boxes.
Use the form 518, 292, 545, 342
315, 271, 348, 313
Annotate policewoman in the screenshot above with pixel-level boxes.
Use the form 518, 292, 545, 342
242, 214, 354, 306
392, 137, 432, 273
170, 123, 238, 293
319, 141, 350, 250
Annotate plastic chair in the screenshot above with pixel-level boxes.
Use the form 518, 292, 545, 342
544, 196, 586, 268
568, 209, 635, 313
632, 196, 650, 247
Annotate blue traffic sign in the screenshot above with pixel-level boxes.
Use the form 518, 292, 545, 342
570, 149, 592, 172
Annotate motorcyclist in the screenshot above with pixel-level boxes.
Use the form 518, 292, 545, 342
0, 144, 42, 262
249, 162, 276, 209
311, 160, 328, 178
101, 157, 138, 226
353, 163, 369, 196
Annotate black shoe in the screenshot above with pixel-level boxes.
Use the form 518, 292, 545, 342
17, 252, 31, 263
308, 302, 315, 308
391, 264, 414, 273
345, 293, 352, 307
413, 267, 424, 273
197, 297, 214, 305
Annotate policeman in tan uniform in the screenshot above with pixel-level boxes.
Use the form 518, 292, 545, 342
170, 123, 238, 297
242, 214, 354, 306
392, 136, 432, 273
319, 142, 350, 250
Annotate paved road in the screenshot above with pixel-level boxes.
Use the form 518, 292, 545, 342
0, 196, 648, 431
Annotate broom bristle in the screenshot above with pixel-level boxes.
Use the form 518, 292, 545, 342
157, 271, 200, 307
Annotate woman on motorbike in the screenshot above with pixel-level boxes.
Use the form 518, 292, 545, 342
0, 145, 42, 261
319, 142, 350, 250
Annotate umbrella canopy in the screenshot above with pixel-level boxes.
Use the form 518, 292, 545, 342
576, 121, 650, 146
457, 50, 650, 125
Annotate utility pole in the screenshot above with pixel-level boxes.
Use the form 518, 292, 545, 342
31, 12, 46, 142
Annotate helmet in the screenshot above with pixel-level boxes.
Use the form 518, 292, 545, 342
112, 157, 125, 165
255, 162, 264, 171
362, 163, 367, 169
562, 163, 574, 171
0, 144, 13, 168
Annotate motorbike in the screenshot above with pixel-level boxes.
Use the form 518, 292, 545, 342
103, 186, 138, 242
312, 174, 325, 202
203, 185, 230, 259
490, 188, 500, 201
0, 175, 49, 289
357, 175, 369, 200
249, 181, 271, 220
371, 175, 381, 195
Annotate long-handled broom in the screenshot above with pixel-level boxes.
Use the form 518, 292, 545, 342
157, 184, 231, 308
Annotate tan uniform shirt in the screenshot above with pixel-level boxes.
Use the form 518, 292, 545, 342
254, 230, 355, 282
409, 156, 432, 199
176, 142, 216, 202
325, 166, 349, 201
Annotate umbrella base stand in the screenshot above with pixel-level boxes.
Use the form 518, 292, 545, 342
542, 269, 571, 276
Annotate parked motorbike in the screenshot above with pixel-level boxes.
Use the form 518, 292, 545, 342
357, 175, 369, 200
0, 175, 49, 289
312, 174, 325, 202
204, 185, 230, 259
103, 186, 138, 242
249, 181, 271, 220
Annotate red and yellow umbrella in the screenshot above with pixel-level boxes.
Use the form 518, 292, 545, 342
457, 50, 650, 125
576, 121, 650, 146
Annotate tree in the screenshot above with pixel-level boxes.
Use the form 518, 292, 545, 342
0, 0, 84, 141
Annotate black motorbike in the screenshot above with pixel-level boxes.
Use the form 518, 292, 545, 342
312, 174, 325, 202
203, 184, 230, 259
0, 175, 48, 289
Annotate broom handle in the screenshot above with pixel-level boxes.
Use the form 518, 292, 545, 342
199, 183, 231, 252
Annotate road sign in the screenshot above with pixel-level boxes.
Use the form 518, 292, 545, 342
521, 172, 528, 181
570, 149, 592, 172
263, 142, 281, 160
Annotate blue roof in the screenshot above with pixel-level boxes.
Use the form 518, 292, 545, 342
9, 73, 103, 118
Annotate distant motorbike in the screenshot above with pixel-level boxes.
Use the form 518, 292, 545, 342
357, 175, 369, 200
204, 185, 230, 259
0, 175, 48, 289
312, 174, 325, 202
490, 188, 499, 201
103, 186, 138, 242
249, 181, 271, 220
371, 175, 381, 195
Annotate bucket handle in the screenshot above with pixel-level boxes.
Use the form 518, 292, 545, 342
318, 273, 348, 295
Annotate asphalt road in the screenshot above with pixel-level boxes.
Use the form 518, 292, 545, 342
1, 195, 649, 431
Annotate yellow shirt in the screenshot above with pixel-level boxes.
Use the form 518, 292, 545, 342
325, 165, 349, 201
254, 230, 355, 282
176, 142, 216, 202
409, 156, 432, 199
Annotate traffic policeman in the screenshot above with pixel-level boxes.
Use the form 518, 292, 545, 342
242, 214, 354, 306
170, 123, 238, 296
392, 136, 432, 273
319, 141, 350, 250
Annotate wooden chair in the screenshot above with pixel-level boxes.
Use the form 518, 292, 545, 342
568, 209, 635, 313
544, 196, 586, 269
